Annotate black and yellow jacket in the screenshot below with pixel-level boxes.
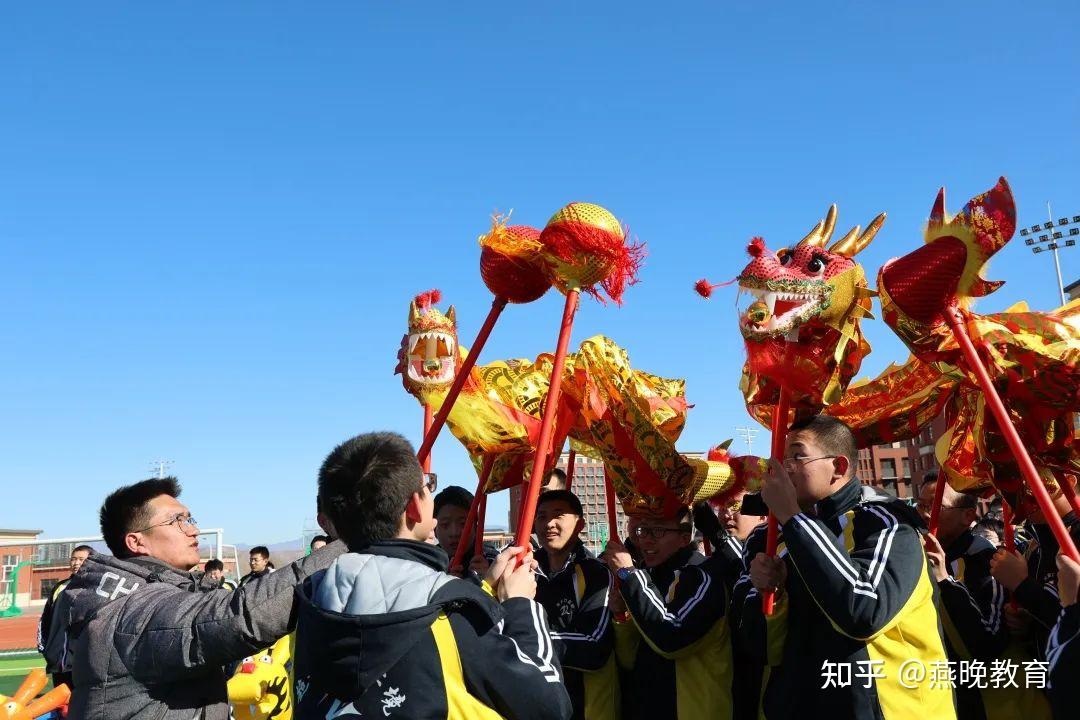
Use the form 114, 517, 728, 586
937, 530, 1012, 720
739, 480, 955, 720
614, 545, 732, 720
535, 542, 618, 720
293, 540, 572, 720
1014, 514, 1080, 659
1046, 603, 1080, 720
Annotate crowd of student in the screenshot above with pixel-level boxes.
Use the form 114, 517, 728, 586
34, 416, 1080, 719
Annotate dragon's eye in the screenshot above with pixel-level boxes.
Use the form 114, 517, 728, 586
807, 255, 828, 275
777, 249, 792, 266
260, 655, 273, 664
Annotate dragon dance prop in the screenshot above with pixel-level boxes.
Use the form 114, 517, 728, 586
700, 204, 885, 612
507, 202, 645, 552
0, 669, 70, 720
827, 178, 1078, 560
396, 291, 766, 563
227, 635, 293, 720
414, 217, 552, 471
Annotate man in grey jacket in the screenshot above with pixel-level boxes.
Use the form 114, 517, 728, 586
58, 476, 342, 720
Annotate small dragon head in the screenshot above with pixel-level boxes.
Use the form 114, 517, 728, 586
395, 289, 459, 397
704, 205, 884, 418
227, 636, 292, 719
736, 205, 883, 341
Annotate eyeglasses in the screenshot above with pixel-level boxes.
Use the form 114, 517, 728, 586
423, 473, 438, 494
782, 454, 837, 470
633, 525, 691, 540
134, 513, 199, 534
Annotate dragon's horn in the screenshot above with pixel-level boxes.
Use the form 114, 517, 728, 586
446, 305, 456, 325
797, 204, 837, 248
408, 299, 421, 327
830, 212, 886, 257
928, 187, 947, 231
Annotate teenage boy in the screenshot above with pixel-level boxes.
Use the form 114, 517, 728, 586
534, 489, 618, 720
744, 414, 955, 720
604, 508, 731, 720
293, 431, 572, 720
918, 477, 1011, 719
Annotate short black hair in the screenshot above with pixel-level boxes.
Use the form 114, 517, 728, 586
99, 477, 182, 557
537, 489, 583, 517
318, 431, 423, 551
204, 559, 224, 572
250, 546, 270, 559
788, 415, 858, 473
434, 486, 474, 517
72, 545, 94, 555
309, 534, 331, 549
544, 467, 567, 489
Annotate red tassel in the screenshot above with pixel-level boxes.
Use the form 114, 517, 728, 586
695, 279, 715, 298
414, 288, 442, 311
747, 237, 766, 257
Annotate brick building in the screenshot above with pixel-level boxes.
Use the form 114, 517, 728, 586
855, 414, 949, 498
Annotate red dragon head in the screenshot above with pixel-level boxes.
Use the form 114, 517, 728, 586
707, 205, 884, 422
395, 290, 459, 398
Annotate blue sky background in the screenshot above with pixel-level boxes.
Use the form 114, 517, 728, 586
3, 2, 1078, 545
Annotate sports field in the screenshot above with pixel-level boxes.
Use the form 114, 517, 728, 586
0, 652, 47, 697
0, 612, 46, 696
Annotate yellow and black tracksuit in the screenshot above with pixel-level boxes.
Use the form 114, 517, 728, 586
615, 545, 732, 720
293, 540, 572, 720
696, 502, 765, 720
1046, 602, 1080, 719
535, 542, 619, 720
936, 530, 1027, 720
37, 575, 73, 689
739, 480, 956, 720
1013, 514, 1080, 659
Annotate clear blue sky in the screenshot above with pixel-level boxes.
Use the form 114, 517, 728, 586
3, 2, 1078, 545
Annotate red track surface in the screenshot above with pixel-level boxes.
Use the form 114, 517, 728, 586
0, 612, 42, 651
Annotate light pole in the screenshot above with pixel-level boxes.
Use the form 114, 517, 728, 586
149, 459, 174, 479
1018, 203, 1078, 306
735, 426, 760, 455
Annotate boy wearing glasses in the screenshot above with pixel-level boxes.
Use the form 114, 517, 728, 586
59, 476, 344, 720
603, 507, 732, 720
918, 476, 1011, 720
533, 490, 619, 720
743, 414, 955, 720
292, 432, 572, 720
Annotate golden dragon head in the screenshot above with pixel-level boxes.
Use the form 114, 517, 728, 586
395, 289, 459, 398
0, 669, 70, 720
227, 635, 292, 720
703, 205, 884, 421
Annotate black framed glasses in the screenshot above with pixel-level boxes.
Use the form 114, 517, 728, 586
633, 525, 690, 540
423, 473, 438, 494
782, 454, 837, 471
133, 513, 199, 534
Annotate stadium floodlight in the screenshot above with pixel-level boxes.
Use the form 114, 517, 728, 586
1025, 202, 1077, 305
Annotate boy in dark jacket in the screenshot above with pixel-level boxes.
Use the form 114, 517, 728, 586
919, 478, 1012, 720
745, 414, 955, 720
293, 431, 572, 720
605, 507, 732, 720
1047, 553, 1079, 720
533, 490, 618, 720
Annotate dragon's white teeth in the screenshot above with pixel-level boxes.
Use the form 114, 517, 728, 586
764, 292, 777, 314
